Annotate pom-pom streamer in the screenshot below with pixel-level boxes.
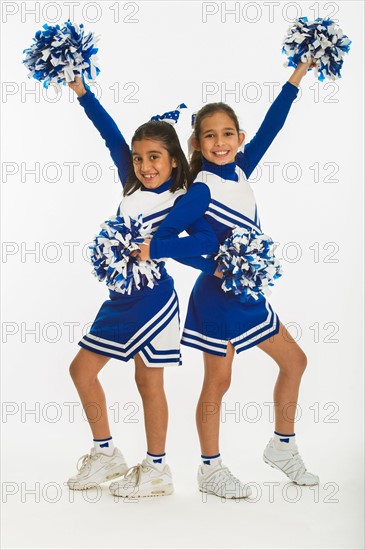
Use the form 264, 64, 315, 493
89, 215, 162, 295
22, 20, 100, 87
282, 16, 351, 81
214, 227, 282, 300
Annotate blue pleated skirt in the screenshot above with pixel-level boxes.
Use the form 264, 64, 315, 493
181, 273, 280, 356
78, 276, 181, 367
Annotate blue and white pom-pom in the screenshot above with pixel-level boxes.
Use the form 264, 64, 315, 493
89, 215, 161, 295
22, 20, 100, 88
214, 227, 282, 300
282, 16, 351, 81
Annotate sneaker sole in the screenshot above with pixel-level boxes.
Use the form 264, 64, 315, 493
199, 487, 251, 499
263, 453, 319, 486
110, 484, 174, 498
67, 464, 129, 490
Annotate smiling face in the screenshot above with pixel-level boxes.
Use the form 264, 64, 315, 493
193, 111, 244, 165
132, 139, 177, 189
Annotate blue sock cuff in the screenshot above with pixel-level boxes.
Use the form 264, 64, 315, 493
147, 451, 165, 464
93, 436, 112, 442
274, 432, 295, 437
147, 452, 166, 457
201, 453, 221, 459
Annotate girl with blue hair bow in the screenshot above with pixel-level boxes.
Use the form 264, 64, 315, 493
66, 77, 218, 498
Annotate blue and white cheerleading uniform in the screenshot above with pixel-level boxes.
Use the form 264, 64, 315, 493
151, 81, 299, 357
75, 90, 218, 367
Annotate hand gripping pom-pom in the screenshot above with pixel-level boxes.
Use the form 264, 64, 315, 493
282, 16, 351, 81
22, 20, 100, 87
214, 227, 283, 301
89, 215, 162, 295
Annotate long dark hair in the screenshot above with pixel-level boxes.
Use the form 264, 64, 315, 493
190, 102, 240, 180
124, 120, 191, 196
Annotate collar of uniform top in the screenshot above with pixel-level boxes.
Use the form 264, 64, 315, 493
201, 157, 238, 182
140, 177, 174, 194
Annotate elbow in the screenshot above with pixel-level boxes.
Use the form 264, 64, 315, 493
202, 234, 219, 255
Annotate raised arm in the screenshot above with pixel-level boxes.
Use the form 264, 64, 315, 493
69, 77, 132, 186
237, 61, 313, 178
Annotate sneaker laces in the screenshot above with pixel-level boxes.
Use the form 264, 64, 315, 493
281, 448, 307, 480
76, 451, 98, 474
122, 463, 145, 486
207, 465, 243, 488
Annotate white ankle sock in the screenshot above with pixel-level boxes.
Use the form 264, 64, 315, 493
201, 453, 221, 471
93, 436, 114, 456
146, 452, 166, 470
273, 431, 296, 448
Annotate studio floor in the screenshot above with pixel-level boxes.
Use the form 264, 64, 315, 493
2, 445, 364, 550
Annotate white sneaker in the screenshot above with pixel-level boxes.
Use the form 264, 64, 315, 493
263, 438, 319, 485
198, 460, 252, 499
109, 459, 174, 498
67, 447, 128, 490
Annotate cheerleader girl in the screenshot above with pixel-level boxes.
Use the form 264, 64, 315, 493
147, 59, 320, 498
66, 78, 218, 497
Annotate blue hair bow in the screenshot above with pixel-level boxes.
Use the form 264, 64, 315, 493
150, 103, 187, 125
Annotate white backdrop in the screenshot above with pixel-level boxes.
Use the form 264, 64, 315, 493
1, 1, 364, 549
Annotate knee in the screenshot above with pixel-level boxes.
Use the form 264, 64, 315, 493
69, 359, 78, 381
135, 372, 163, 397
69, 358, 95, 388
280, 350, 307, 377
295, 350, 308, 375
206, 375, 232, 397
218, 376, 232, 396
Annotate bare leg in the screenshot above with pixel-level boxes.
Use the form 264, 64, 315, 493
196, 343, 235, 456
69, 348, 111, 440
257, 322, 307, 434
134, 354, 167, 455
